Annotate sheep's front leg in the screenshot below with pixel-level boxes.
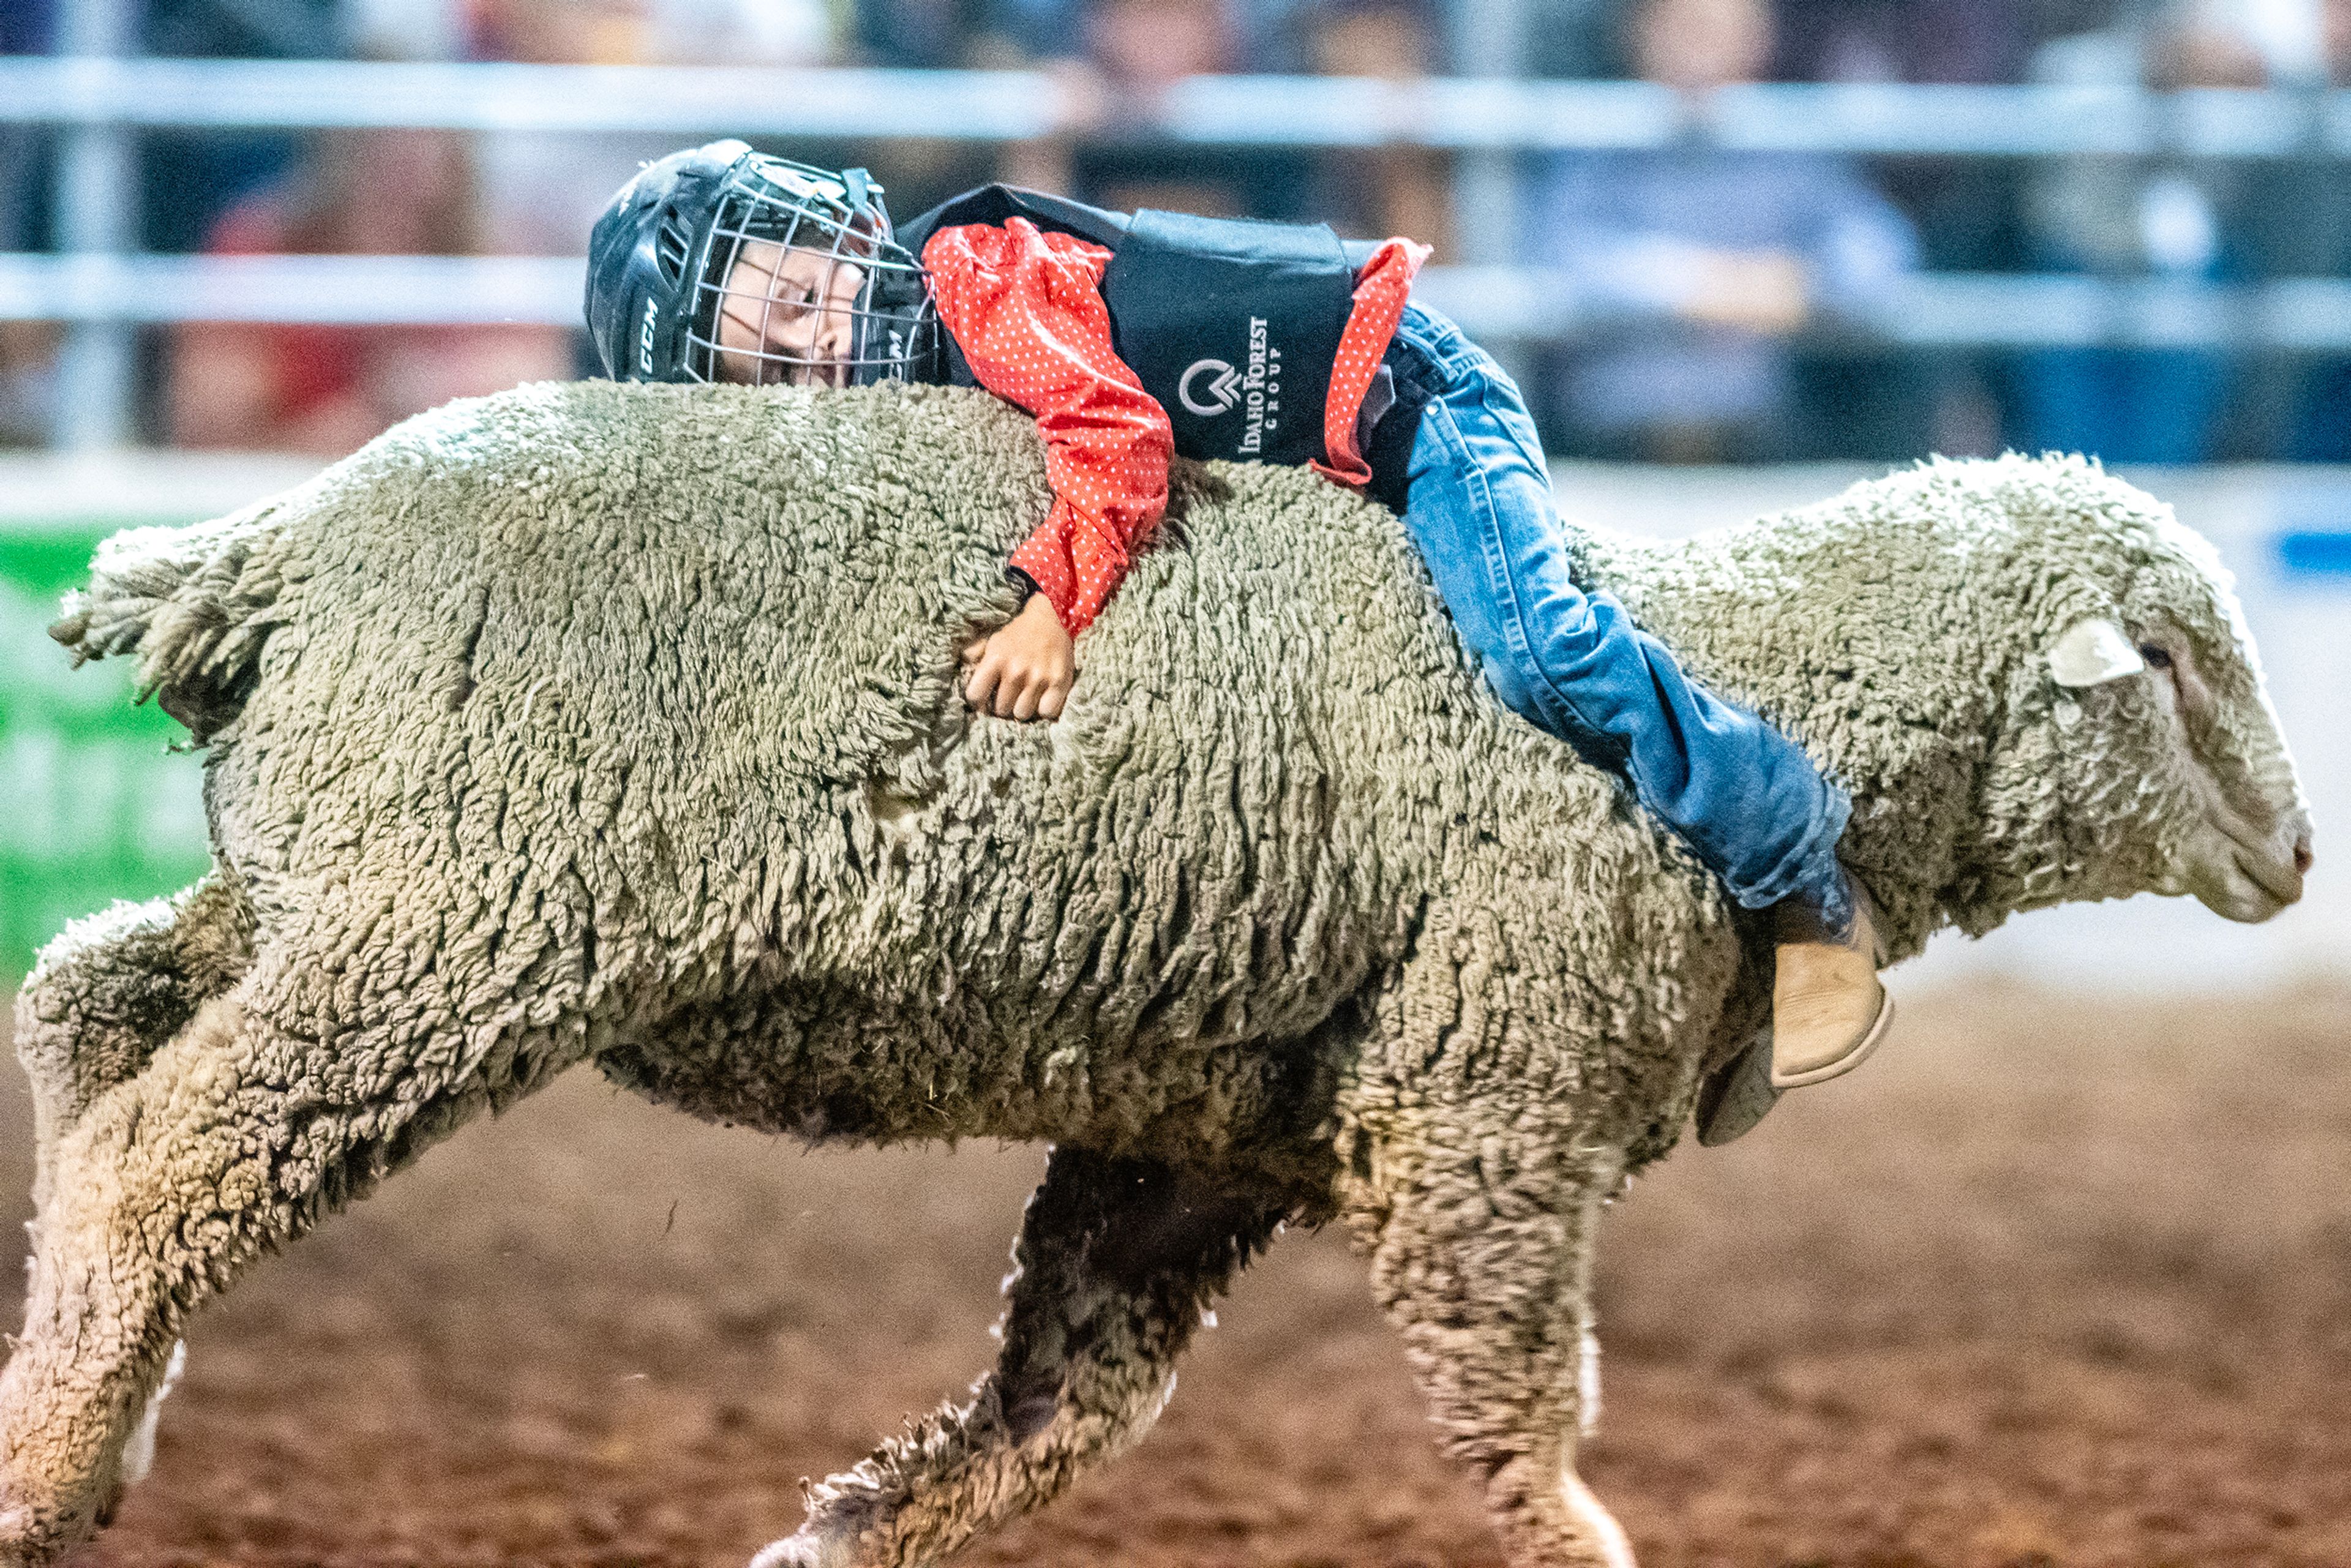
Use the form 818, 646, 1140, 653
15, 874, 256, 1212
0, 977, 509, 1567
1349, 1138, 1633, 1568
1, 992, 244, 1567
4, 877, 258, 1563
753, 1148, 1289, 1568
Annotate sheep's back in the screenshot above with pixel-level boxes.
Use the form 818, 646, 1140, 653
197, 378, 1657, 1153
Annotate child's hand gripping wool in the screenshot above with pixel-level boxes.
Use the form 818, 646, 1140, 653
961, 593, 1076, 721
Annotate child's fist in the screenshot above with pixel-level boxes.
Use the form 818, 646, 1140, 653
962, 595, 1076, 721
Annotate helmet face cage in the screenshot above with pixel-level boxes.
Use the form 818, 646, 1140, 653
682, 156, 937, 388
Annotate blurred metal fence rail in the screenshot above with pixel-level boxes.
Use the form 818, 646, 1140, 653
5, 59, 2351, 154
7, 53, 2351, 448
9, 252, 2351, 352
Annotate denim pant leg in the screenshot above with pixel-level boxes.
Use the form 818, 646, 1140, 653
1392, 306, 1852, 921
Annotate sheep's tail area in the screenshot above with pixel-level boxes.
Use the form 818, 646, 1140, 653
47, 503, 291, 743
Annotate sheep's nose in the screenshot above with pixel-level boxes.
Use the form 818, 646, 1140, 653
2293, 827, 2314, 877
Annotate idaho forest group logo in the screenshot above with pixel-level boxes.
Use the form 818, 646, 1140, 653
1178, 358, 1244, 416
1179, 317, 1283, 454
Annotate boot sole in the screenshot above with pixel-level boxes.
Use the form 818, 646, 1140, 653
1768, 989, 1896, 1089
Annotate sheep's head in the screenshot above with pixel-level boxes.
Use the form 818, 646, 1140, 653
1963, 458, 2311, 930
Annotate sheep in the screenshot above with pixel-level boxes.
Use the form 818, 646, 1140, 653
2, 378, 2311, 1568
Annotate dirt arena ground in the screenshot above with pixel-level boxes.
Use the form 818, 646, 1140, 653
5, 980, 2350, 1568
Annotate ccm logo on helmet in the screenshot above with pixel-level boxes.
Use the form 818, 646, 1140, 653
638, 297, 659, 376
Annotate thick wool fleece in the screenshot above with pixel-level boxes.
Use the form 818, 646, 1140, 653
5, 379, 2304, 1568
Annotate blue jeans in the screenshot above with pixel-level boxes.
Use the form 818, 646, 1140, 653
1389, 302, 1852, 923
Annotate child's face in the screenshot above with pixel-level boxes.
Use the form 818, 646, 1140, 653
710, 239, 868, 386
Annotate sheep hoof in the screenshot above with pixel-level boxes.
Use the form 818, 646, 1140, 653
748, 1530, 847, 1568
121, 1340, 187, 1488
0, 1499, 37, 1568
1695, 1034, 1779, 1146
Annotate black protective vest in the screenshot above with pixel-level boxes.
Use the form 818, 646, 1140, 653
898, 184, 1367, 468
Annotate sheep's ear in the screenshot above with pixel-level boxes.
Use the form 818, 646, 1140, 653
2047, 618, 2147, 687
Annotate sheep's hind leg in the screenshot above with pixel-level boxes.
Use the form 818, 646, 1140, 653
1351, 1141, 1635, 1568
752, 1148, 1289, 1568
0, 964, 536, 1568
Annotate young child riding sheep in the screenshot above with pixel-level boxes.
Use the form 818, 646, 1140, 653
582, 140, 1890, 1095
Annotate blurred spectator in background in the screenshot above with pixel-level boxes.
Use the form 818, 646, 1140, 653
463, 0, 647, 61
852, 0, 1063, 66
1, 0, 59, 446
168, 128, 570, 455
1303, 0, 1451, 247
456, 0, 841, 258
462, 0, 834, 66
1527, 0, 1918, 461
1769, 0, 2032, 456
1772, 0, 2033, 92
1520, 0, 1629, 77
844, 1, 1052, 230
2012, 0, 2306, 463
1019, 0, 1318, 218
460, 0, 685, 260
1, 0, 58, 50
345, 0, 466, 59
0, 322, 58, 451
2279, 0, 2351, 458
141, 0, 340, 257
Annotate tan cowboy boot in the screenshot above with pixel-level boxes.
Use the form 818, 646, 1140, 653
1768, 870, 1894, 1089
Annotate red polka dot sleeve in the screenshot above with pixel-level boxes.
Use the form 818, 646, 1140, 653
922, 218, 1173, 638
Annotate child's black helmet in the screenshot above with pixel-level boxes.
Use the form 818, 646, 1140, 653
585, 139, 939, 386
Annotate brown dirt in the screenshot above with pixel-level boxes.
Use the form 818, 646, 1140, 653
6, 980, 2351, 1568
